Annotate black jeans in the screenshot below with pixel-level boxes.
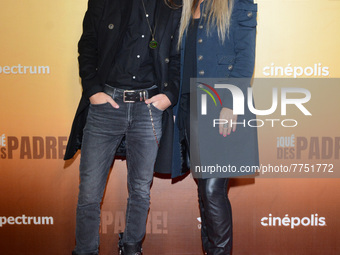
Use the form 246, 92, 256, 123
73, 98, 162, 254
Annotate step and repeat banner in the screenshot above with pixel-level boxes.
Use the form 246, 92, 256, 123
1, 0, 339, 254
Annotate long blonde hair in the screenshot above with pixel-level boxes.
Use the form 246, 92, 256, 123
178, 0, 234, 46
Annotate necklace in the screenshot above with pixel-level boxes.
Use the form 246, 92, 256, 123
141, 0, 158, 49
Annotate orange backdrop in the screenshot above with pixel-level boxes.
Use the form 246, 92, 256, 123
0, 0, 339, 254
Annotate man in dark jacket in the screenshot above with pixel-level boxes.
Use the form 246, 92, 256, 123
64, 0, 181, 254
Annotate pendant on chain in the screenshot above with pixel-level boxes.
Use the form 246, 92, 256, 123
149, 39, 158, 49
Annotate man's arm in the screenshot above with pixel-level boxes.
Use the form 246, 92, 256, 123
78, 0, 106, 100
162, 9, 181, 107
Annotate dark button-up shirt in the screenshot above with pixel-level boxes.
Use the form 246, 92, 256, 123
107, 0, 157, 89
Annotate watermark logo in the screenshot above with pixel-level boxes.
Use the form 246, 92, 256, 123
201, 84, 311, 117
198, 82, 222, 115
199, 81, 312, 128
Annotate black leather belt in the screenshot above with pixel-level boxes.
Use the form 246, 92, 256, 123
104, 84, 159, 103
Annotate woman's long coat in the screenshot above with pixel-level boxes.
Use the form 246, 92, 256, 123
171, 0, 259, 178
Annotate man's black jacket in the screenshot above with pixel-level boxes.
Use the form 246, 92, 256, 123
64, 0, 181, 174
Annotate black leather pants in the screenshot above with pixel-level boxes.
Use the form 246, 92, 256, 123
198, 178, 233, 255
178, 94, 233, 253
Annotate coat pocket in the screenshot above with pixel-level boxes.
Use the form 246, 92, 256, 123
216, 54, 235, 77
235, 1, 257, 27
217, 54, 235, 65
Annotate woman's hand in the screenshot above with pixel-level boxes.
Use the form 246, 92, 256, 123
219, 107, 237, 137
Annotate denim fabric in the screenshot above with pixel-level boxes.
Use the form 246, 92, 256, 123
73, 98, 162, 254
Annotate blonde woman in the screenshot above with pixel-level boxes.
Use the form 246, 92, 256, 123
170, 0, 258, 254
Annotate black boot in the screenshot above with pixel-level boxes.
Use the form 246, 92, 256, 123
198, 182, 210, 253
118, 232, 142, 255
72, 251, 98, 255
123, 243, 142, 255
118, 232, 124, 255
198, 178, 233, 255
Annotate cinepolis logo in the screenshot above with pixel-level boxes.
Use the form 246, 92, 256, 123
261, 213, 326, 229
262, 63, 329, 78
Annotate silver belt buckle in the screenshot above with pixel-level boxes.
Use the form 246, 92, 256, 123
123, 90, 135, 103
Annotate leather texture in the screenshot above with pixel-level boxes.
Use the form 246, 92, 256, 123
198, 178, 232, 255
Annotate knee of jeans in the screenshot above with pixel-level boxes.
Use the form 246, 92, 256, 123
76, 202, 101, 216
78, 190, 103, 207
129, 188, 151, 203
